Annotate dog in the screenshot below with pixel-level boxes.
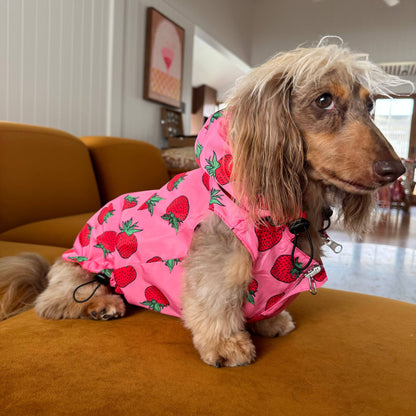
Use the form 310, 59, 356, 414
0, 41, 409, 367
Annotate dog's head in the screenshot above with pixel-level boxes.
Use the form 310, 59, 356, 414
226, 42, 412, 227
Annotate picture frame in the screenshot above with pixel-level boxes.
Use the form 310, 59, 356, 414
143, 7, 185, 109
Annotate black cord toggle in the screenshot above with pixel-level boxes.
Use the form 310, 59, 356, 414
320, 207, 333, 232
94, 273, 111, 286
289, 218, 314, 273
72, 273, 110, 304
288, 218, 310, 235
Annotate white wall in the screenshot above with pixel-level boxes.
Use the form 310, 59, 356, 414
0, 0, 196, 147
164, 0, 254, 65
0, 0, 112, 137
251, 0, 416, 66
120, 0, 195, 147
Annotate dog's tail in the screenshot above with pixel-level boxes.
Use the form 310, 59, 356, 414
0, 253, 50, 320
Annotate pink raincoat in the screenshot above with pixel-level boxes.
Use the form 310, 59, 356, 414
63, 111, 327, 323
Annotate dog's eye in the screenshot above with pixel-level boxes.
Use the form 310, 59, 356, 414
367, 99, 374, 113
316, 93, 334, 109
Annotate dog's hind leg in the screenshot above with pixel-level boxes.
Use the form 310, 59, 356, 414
248, 310, 295, 337
182, 213, 256, 367
35, 259, 126, 321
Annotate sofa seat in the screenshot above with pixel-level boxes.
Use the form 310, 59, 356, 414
0, 289, 414, 416
0, 212, 95, 249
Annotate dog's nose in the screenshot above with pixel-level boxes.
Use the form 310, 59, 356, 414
374, 160, 405, 185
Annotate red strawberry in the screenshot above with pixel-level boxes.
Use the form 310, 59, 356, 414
202, 172, 210, 190
94, 231, 117, 258
98, 203, 115, 224
255, 223, 283, 251
271, 255, 303, 283
116, 218, 142, 259
113, 266, 137, 288
217, 154, 233, 184
138, 193, 163, 216
123, 195, 138, 209
247, 279, 258, 305
114, 286, 123, 294
314, 268, 327, 282
146, 256, 163, 263
141, 286, 169, 312
265, 293, 285, 311
205, 152, 233, 185
78, 223, 92, 247
161, 196, 189, 232
167, 173, 187, 191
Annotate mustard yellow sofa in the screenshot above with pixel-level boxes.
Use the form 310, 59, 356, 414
0, 122, 415, 415
0, 122, 169, 260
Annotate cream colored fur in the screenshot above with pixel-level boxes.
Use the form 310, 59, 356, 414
34, 259, 125, 320
0, 253, 49, 320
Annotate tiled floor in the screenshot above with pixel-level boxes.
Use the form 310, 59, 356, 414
322, 207, 416, 304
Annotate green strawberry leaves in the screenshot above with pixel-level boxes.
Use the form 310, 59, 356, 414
206, 110, 224, 130
67, 255, 88, 263
205, 152, 221, 177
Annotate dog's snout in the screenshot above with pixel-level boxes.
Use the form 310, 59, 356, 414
373, 160, 405, 185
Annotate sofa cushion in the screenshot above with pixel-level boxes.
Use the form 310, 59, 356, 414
81, 136, 170, 204
161, 146, 199, 172
0, 122, 101, 233
0, 213, 95, 248
0, 289, 414, 415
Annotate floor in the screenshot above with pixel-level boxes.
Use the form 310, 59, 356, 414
321, 206, 416, 304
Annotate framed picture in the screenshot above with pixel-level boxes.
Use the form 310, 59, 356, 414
143, 7, 185, 108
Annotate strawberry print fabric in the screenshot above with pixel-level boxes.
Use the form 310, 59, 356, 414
63, 111, 328, 323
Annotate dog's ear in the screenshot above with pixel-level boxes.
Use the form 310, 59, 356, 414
227, 69, 306, 225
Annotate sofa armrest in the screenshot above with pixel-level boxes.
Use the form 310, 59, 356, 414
80, 136, 170, 204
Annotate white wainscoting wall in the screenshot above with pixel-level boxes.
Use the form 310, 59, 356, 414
0, 0, 122, 137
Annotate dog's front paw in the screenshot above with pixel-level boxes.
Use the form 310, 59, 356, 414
85, 295, 126, 320
249, 310, 295, 338
196, 331, 256, 368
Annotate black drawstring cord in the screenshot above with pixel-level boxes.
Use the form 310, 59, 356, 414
319, 207, 333, 233
289, 208, 333, 272
289, 218, 314, 273
73, 273, 110, 303
73, 280, 102, 303
319, 216, 331, 232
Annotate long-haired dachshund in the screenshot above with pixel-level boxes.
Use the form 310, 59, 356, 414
0, 41, 409, 367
